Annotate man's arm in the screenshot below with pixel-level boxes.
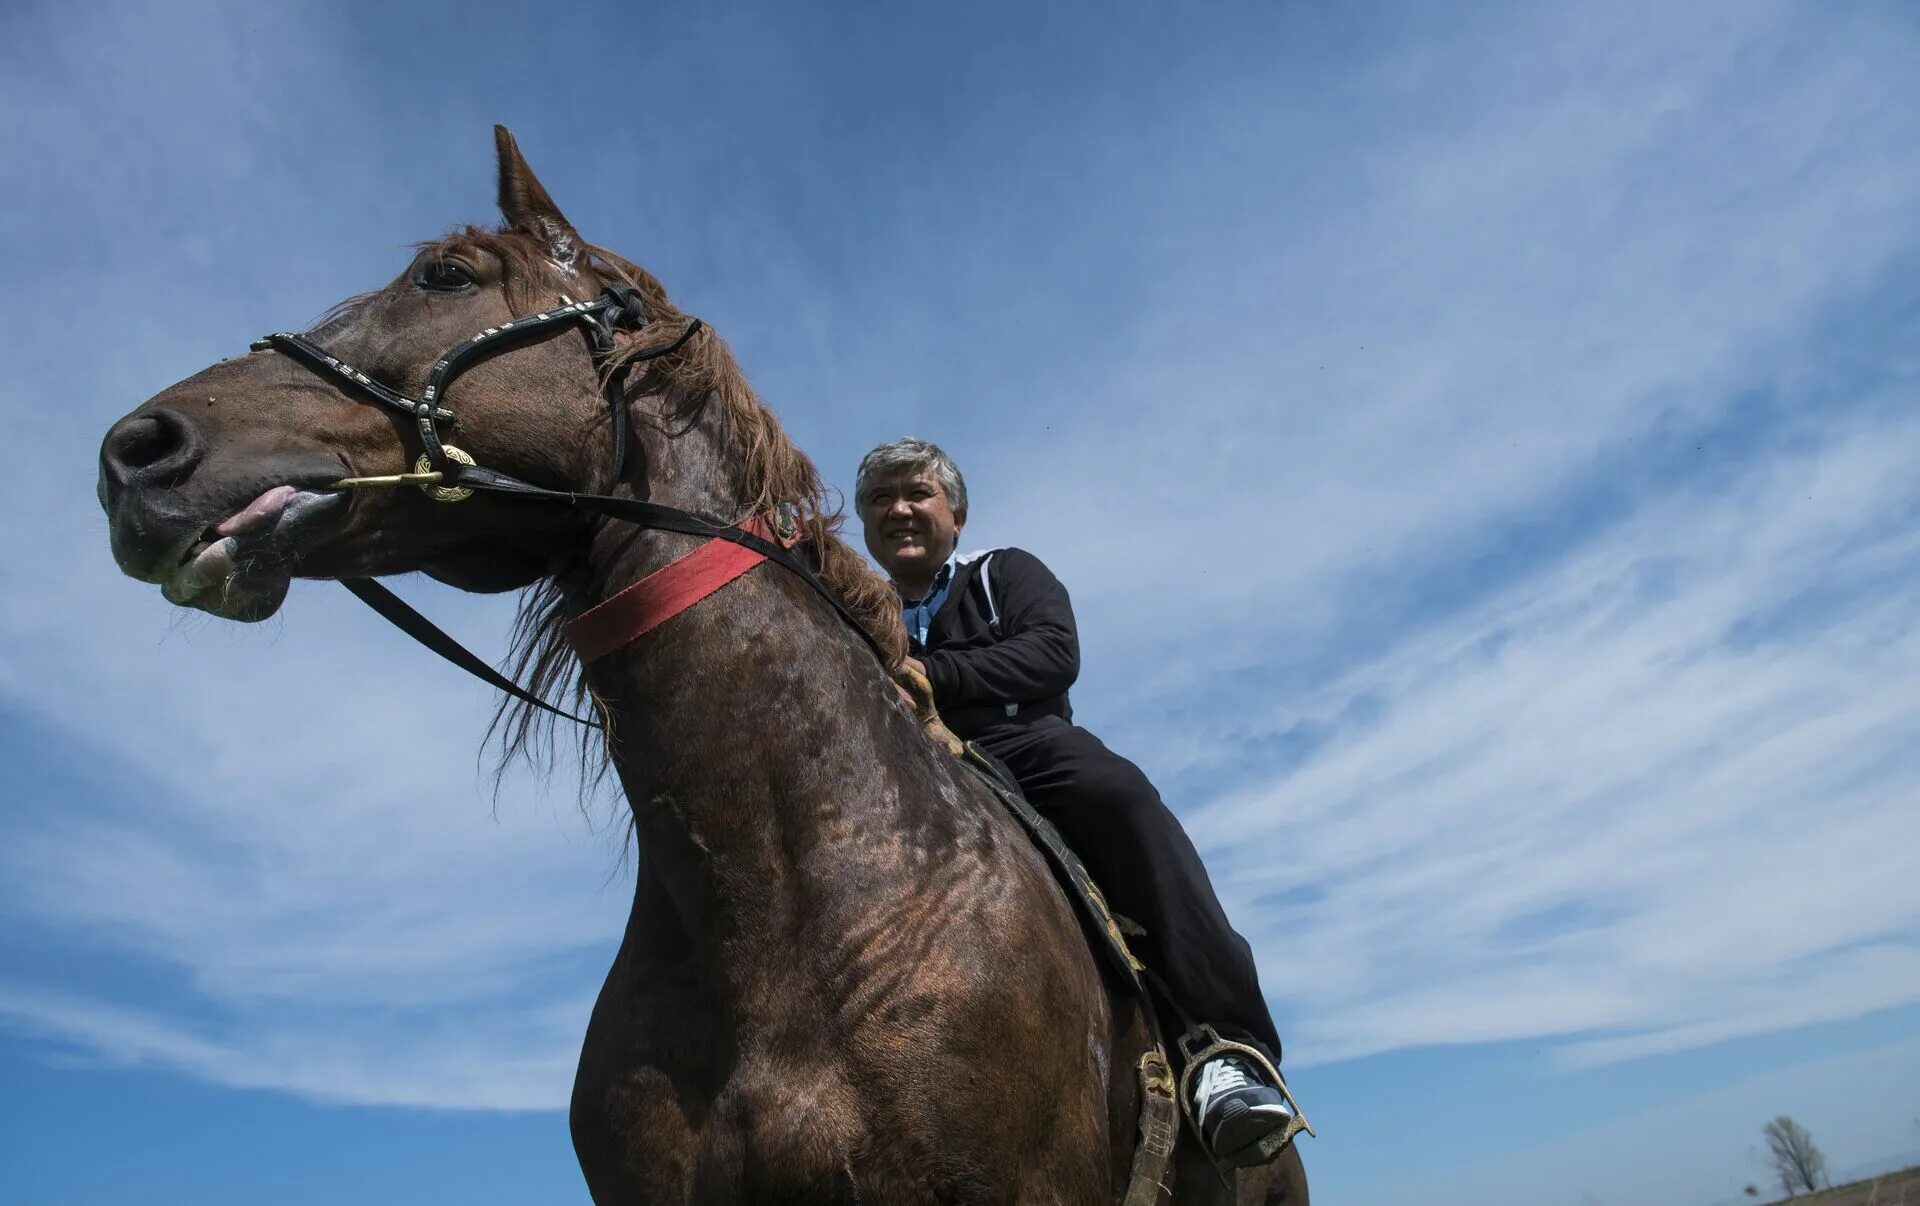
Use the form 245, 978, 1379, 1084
920, 548, 1080, 708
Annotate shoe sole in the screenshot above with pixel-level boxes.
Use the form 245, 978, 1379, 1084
1210, 1108, 1292, 1168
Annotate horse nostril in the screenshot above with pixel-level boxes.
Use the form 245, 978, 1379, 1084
109, 414, 184, 469
101, 409, 205, 492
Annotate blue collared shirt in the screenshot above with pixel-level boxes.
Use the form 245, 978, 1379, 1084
901, 555, 957, 647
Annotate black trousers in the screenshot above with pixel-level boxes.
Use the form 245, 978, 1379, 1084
975, 718, 1283, 1064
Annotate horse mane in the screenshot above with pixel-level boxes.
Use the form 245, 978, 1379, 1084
419, 227, 908, 785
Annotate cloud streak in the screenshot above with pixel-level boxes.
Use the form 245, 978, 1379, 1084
1194, 405, 1920, 1066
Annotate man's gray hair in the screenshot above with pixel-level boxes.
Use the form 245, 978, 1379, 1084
856, 438, 968, 518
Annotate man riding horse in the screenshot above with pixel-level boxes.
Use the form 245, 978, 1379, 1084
857, 438, 1299, 1168
99, 124, 1310, 1199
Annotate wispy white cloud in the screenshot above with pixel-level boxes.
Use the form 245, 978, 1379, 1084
985, 0, 1920, 672
1193, 406, 1920, 1066
0, 982, 586, 1109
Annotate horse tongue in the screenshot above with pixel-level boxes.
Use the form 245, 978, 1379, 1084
215, 485, 299, 537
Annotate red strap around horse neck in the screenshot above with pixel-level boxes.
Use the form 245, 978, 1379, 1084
562, 512, 804, 663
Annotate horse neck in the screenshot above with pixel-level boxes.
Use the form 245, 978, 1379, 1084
574, 425, 956, 982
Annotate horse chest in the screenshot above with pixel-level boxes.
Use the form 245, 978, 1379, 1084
728, 1065, 870, 1184
715, 1067, 1027, 1204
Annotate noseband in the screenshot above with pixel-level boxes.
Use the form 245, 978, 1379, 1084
250, 284, 885, 724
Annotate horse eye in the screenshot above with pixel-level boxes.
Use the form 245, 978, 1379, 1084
418, 261, 474, 292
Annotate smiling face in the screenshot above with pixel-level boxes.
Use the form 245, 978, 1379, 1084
95, 129, 624, 622
859, 467, 965, 596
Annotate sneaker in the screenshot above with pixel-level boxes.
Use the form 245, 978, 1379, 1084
1191, 1053, 1295, 1166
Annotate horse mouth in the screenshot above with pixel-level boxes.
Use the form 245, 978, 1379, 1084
161, 486, 349, 621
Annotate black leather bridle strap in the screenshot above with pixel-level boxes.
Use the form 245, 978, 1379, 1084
251, 332, 456, 426
340, 576, 595, 725
602, 318, 704, 483
414, 296, 623, 469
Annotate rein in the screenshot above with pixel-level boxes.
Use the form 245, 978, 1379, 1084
251, 285, 887, 726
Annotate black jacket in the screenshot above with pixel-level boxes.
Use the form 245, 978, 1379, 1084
913, 547, 1078, 741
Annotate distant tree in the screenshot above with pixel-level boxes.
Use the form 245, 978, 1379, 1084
1763, 1116, 1828, 1196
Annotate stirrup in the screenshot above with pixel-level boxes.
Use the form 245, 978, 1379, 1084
1176, 1023, 1313, 1161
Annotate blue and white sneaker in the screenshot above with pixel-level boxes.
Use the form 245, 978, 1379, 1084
1191, 1053, 1295, 1167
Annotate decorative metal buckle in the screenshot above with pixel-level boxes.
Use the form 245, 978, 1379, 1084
418, 445, 475, 502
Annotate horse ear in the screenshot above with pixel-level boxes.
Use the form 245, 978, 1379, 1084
494, 125, 581, 271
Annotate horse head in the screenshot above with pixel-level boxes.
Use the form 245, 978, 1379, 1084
98, 127, 711, 622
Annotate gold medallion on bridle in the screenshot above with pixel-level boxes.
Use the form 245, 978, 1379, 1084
417, 445, 476, 502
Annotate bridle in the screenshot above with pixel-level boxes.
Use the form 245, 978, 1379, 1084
250, 283, 887, 725
253, 284, 680, 498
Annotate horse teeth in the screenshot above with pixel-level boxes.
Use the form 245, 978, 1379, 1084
162, 536, 238, 605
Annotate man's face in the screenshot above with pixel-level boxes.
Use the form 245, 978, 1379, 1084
860, 467, 964, 586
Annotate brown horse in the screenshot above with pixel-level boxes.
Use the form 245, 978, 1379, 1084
96, 127, 1307, 1205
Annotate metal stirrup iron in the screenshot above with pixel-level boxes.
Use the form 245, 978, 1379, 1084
1177, 1023, 1314, 1160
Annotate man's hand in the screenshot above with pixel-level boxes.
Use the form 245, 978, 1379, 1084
892, 656, 962, 756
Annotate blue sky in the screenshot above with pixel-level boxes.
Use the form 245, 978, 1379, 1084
4, 0, 1919, 1202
